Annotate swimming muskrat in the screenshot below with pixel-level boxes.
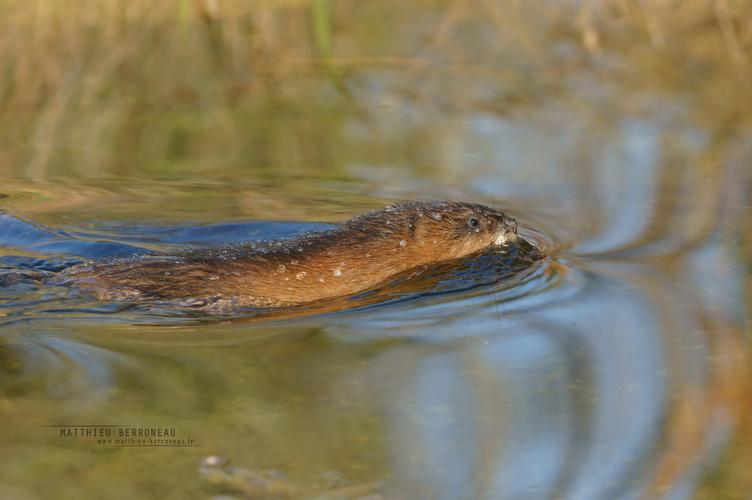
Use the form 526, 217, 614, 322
60, 201, 519, 308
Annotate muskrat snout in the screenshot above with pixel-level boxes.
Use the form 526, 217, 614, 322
494, 215, 518, 246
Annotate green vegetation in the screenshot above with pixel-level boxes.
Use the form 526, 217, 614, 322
0, 0, 748, 180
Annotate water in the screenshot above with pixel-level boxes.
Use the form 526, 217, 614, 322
1, 175, 747, 499
1, 1, 751, 499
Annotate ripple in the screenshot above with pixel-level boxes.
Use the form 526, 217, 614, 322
0, 330, 128, 401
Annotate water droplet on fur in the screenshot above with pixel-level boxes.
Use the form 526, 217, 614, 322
432, 213, 442, 221
295, 272, 306, 280
399, 240, 407, 247
277, 265, 286, 273
333, 269, 342, 277
318, 277, 325, 283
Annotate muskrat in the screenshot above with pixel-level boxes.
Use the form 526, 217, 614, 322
60, 201, 519, 308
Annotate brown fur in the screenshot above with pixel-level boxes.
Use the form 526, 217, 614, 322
62, 201, 518, 307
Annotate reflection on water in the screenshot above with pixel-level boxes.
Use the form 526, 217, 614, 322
0, 0, 751, 499
0, 177, 747, 499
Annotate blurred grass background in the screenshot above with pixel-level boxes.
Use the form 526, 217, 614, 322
0, 0, 748, 180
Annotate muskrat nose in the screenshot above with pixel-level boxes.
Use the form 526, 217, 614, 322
503, 215, 518, 242
493, 214, 518, 245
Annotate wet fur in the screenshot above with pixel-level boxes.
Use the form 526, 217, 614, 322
62, 201, 518, 308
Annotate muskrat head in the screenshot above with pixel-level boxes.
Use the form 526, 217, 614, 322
417, 201, 518, 259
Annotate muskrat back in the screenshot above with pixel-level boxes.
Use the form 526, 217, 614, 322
62, 201, 519, 308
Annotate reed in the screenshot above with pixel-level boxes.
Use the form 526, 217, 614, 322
0, 0, 748, 179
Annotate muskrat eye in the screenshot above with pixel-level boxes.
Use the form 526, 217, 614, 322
468, 216, 480, 229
